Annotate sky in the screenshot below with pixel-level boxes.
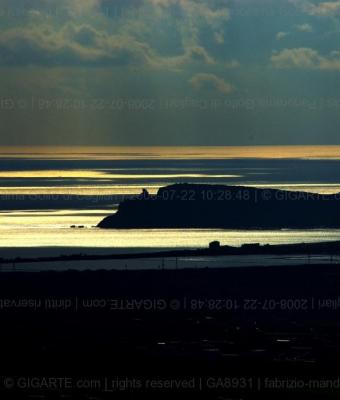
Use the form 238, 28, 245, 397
1, 0, 340, 146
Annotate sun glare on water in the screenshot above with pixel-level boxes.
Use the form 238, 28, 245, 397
1, 145, 340, 160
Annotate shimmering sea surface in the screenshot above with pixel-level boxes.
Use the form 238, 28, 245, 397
1, 210, 340, 250
2, 146, 340, 265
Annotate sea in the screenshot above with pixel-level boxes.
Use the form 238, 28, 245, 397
2, 145, 340, 269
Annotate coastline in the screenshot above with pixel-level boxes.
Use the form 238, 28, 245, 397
1, 240, 339, 267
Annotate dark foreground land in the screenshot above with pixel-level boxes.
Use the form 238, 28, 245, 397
2, 264, 340, 399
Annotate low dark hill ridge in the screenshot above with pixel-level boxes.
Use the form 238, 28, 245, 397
97, 183, 340, 229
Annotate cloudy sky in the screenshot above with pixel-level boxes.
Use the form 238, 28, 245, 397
1, 0, 340, 146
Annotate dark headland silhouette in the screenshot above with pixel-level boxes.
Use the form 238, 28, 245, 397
98, 183, 340, 229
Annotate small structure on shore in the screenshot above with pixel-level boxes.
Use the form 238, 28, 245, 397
209, 241, 221, 251
139, 188, 150, 199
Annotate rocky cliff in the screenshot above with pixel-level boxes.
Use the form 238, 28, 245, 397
97, 183, 340, 229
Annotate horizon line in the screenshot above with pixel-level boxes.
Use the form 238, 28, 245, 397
1, 145, 340, 160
